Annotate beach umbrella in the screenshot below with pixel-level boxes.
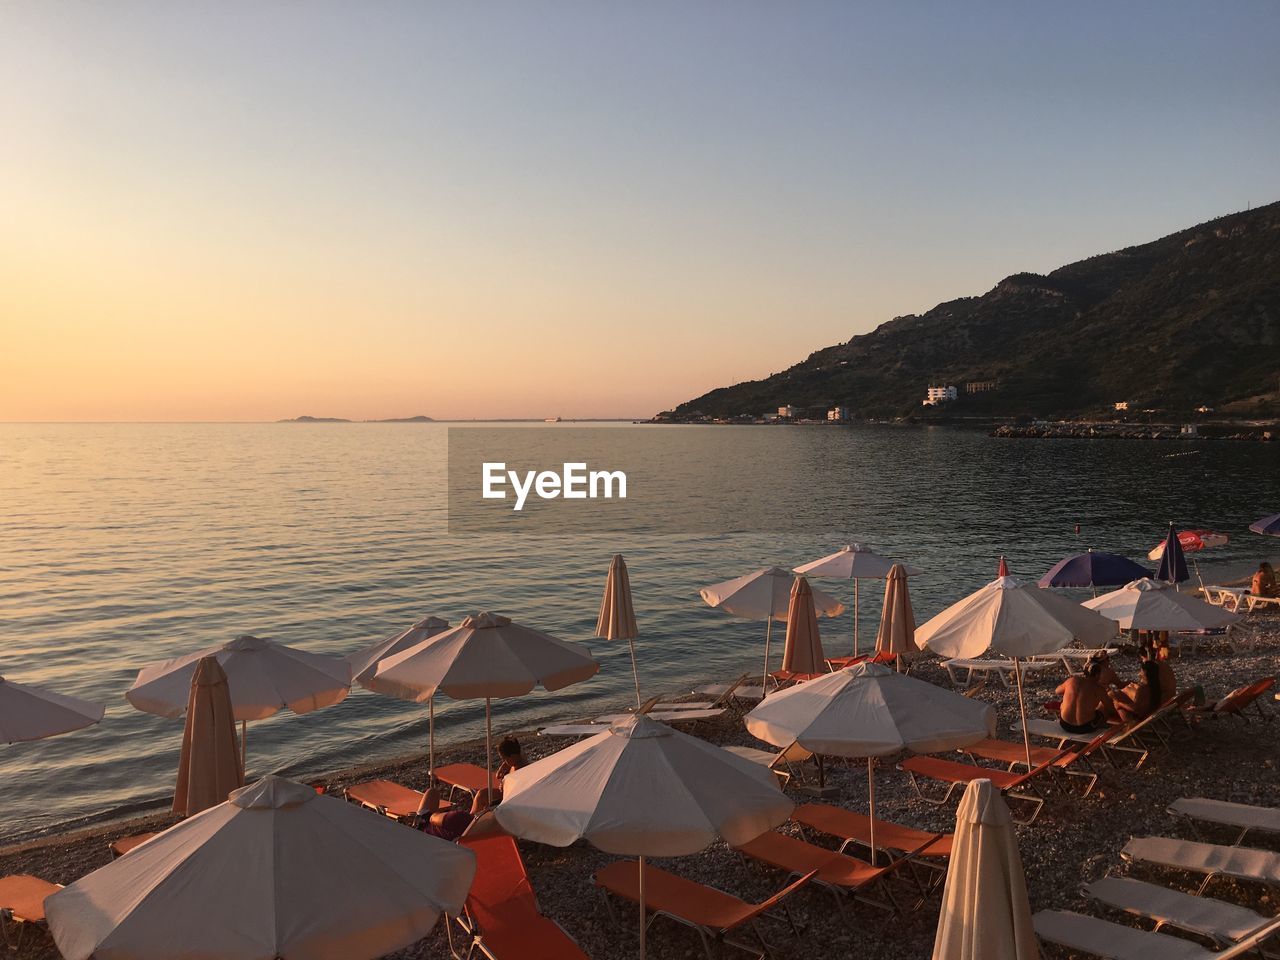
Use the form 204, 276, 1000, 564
46, 776, 476, 960
996, 556, 1010, 578
366, 611, 599, 783
596, 554, 642, 707
1083, 577, 1239, 632
1147, 528, 1229, 560
795, 544, 920, 657
1249, 514, 1280, 536
348, 616, 450, 773
1038, 550, 1153, 595
0, 676, 104, 744
915, 576, 1115, 768
931, 779, 1038, 960
700, 568, 845, 689
745, 661, 994, 859
495, 715, 792, 959
780, 576, 826, 676
126, 635, 352, 771
875, 563, 916, 669
173, 656, 243, 817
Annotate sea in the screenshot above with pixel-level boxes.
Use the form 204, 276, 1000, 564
1, 422, 1275, 841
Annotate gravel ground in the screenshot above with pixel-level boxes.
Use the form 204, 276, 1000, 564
3, 613, 1277, 960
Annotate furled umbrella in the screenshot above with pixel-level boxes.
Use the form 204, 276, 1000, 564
348, 616, 450, 774
875, 563, 916, 669
915, 576, 1115, 769
931, 779, 1038, 960
173, 656, 243, 817
1038, 550, 1153, 596
1150, 524, 1192, 587
126, 635, 352, 772
1083, 577, 1239, 632
996, 556, 1010, 578
495, 715, 793, 959
596, 554, 642, 707
780, 576, 827, 677
46, 776, 476, 960
699, 567, 845, 690
0, 677, 104, 744
746, 661, 994, 859
1249, 514, 1280, 536
366, 612, 599, 783
795, 544, 921, 657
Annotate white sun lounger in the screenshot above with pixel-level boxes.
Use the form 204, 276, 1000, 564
1033, 909, 1280, 960
1168, 798, 1280, 845
538, 723, 609, 738
1085, 876, 1271, 944
1028, 647, 1121, 676
943, 657, 1057, 689
593, 709, 725, 724
1121, 836, 1280, 892
722, 743, 814, 787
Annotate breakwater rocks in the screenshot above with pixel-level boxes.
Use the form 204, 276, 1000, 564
991, 424, 1275, 441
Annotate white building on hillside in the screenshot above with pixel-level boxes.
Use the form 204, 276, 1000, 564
923, 385, 957, 406
827, 406, 849, 421
778, 405, 796, 418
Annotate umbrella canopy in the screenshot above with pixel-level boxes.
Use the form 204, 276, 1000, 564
699, 567, 845, 620
780, 577, 826, 675
794, 545, 921, 657
1249, 514, 1280, 536
347, 616, 450, 684
1083, 578, 1240, 631
915, 576, 1116, 660
875, 563, 916, 663
0, 677, 104, 745
126, 635, 352, 722
47, 776, 476, 960
931, 779, 1038, 960
596, 554, 642, 706
173, 656, 244, 817
1148, 528, 1229, 560
1038, 551, 1153, 589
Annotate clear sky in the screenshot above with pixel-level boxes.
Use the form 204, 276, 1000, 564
3, 2, 1278, 421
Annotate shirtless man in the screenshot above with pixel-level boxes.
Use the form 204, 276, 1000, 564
1056, 659, 1117, 733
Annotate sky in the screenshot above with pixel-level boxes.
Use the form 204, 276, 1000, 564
3, 2, 1279, 421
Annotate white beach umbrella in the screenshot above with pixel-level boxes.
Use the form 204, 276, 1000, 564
745, 661, 994, 858
915, 576, 1116, 767
931, 779, 1038, 960
366, 611, 599, 782
795, 544, 921, 656
46, 775, 476, 960
125, 634, 352, 770
1083, 577, 1240, 632
0, 676, 104, 744
700, 567, 845, 689
495, 714, 793, 959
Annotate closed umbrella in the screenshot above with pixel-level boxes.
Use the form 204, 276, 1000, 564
915, 576, 1115, 769
0, 677, 104, 744
746, 661, 994, 859
875, 563, 916, 669
795, 544, 920, 657
700, 567, 845, 690
126, 635, 352, 772
1153, 524, 1191, 584
46, 776, 476, 960
1083, 577, 1239, 632
931, 779, 1038, 960
780, 576, 826, 676
996, 556, 1010, 578
495, 715, 792, 959
1038, 550, 1153, 595
1249, 514, 1280, 536
173, 656, 243, 817
596, 554, 642, 707
366, 611, 599, 783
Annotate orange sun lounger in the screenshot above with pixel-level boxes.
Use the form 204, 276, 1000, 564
898, 752, 1064, 823
451, 835, 589, 960
791, 802, 952, 860
1191, 677, 1275, 723
595, 859, 816, 960
0, 874, 62, 950
434, 763, 500, 801
344, 779, 425, 820
110, 831, 160, 858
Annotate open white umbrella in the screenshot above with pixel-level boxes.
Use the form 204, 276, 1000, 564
745, 661, 994, 858
1083, 577, 1240, 632
915, 575, 1115, 768
0, 676, 104, 744
366, 611, 599, 782
795, 544, 920, 656
46, 776, 476, 960
931, 779, 1038, 960
596, 554, 642, 707
495, 714, 793, 959
126, 634, 352, 770
700, 567, 844, 689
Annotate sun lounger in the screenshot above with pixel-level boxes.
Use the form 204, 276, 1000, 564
695, 680, 764, 707
1121, 836, 1280, 894
1024, 691, 1194, 768
0, 875, 62, 950
109, 831, 159, 858
345, 778, 425, 819
449, 835, 589, 960
1084, 875, 1272, 945
1202, 585, 1248, 612
942, 657, 1057, 690
960, 737, 1063, 769
1028, 647, 1121, 676
1245, 593, 1280, 613
723, 743, 814, 788
594, 859, 815, 960
593, 709, 726, 725
1168, 797, 1280, 846
538, 723, 609, 738
898, 750, 1069, 823
1190, 677, 1275, 723
792, 802, 952, 861
1033, 909, 1280, 960
434, 763, 499, 801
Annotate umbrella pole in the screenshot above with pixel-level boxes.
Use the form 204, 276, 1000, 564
638, 853, 647, 959
1013, 658, 1033, 771
627, 638, 642, 708
485, 697, 493, 792
428, 696, 435, 780
853, 580, 860, 657
240, 720, 247, 777
867, 757, 877, 864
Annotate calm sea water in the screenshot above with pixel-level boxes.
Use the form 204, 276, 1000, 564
1, 422, 1275, 841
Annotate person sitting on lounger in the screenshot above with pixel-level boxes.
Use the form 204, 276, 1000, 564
1112, 657, 1163, 722
1252, 562, 1277, 598
1056, 659, 1117, 733
410, 787, 495, 841
496, 736, 527, 787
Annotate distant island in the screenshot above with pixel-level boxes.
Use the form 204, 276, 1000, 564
279, 415, 435, 423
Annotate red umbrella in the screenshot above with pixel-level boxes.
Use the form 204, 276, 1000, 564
1147, 529, 1228, 560
997, 556, 1010, 577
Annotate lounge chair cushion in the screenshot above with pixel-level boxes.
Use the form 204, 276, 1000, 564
434, 763, 497, 794
344, 779, 423, 817
0, 875, 61, 923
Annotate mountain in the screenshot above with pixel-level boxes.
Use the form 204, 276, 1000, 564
668, 202, 1280, 421
279, 415, 351, 423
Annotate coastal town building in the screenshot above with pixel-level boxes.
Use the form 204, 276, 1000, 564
827, 406, 849, 421
1114, 401, 1130, 411
923, 385, 957, 406
778, 405, 796, 418
964, 380, 999, 394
